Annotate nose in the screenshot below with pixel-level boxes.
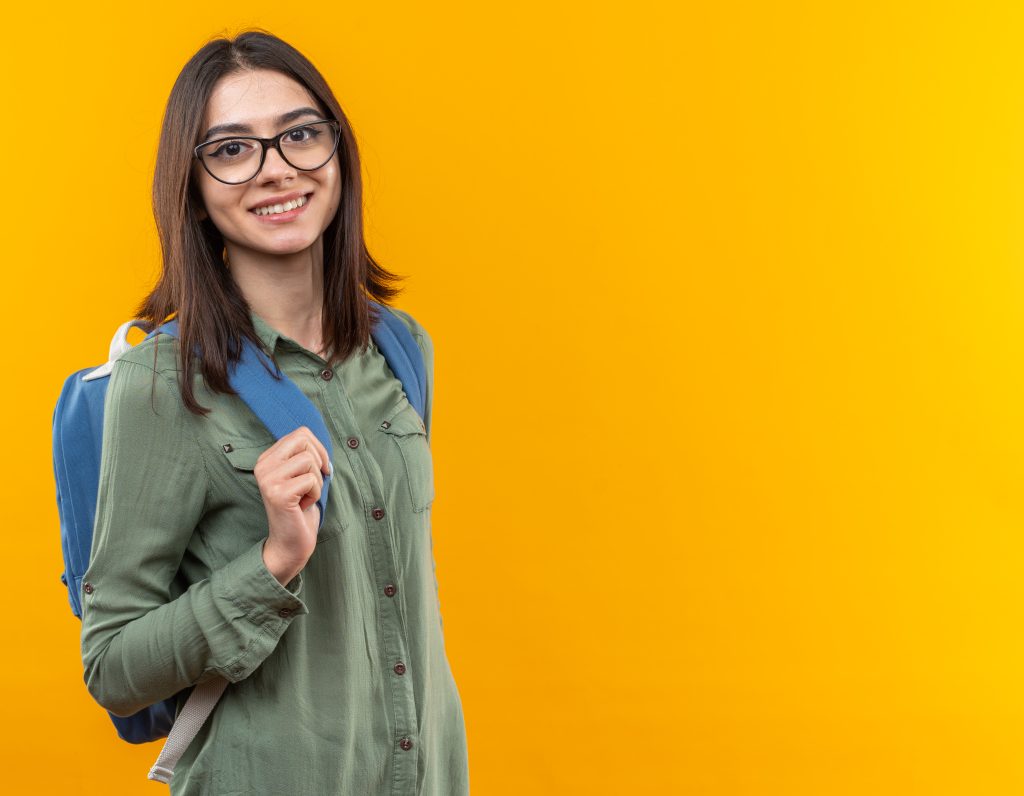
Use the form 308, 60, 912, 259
257, 142, 297, 182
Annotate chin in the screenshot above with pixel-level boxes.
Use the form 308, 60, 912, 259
246, 227, 317, 249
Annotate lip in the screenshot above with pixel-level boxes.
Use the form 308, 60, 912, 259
249, 192, 313, 224
249, 190, 309, 211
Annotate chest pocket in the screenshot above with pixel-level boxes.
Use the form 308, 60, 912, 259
222, 436, 343, 544
221, 437, 273, 501
378, 401, 435, 513
222, 438, 273, 471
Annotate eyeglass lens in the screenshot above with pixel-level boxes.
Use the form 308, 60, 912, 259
197, 121, 338, 184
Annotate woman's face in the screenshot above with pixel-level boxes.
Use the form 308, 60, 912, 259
193, 68, 342, 259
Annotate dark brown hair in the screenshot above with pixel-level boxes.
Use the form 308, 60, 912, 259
137, 29, 404, 415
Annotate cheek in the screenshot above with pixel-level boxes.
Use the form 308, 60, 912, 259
327, 173, 343, 216
325, 158, 343, 200
198, 181, 245, 226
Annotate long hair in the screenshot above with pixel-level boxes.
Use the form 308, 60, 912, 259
137, 29, 404, 415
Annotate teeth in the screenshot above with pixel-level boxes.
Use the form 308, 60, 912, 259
253, 194, 307, 216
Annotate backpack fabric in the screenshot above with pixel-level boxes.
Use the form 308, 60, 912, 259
52, 301, 427, 748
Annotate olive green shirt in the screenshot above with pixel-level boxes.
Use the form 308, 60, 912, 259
79, 306, 469, 795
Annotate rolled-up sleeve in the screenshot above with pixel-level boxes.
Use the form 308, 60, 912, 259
80, 358, 307, 718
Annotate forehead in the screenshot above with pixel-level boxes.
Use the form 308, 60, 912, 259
202, 69, 320, 132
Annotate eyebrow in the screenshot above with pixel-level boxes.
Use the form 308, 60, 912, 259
201, 107, 324, 141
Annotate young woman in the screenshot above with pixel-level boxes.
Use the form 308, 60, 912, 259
79, 30, 469, 795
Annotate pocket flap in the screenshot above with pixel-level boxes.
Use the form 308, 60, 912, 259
221, 438, 274, 472
379, 401, 426, 437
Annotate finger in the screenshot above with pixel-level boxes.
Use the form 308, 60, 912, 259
260, 430, 324, 472
295, 425, 331, 476
294, 472, 322, 511
271, 451, 324, 486
299, 427, 330, 475
313, 433, 331, 476
271, 470, 321, 510
288, 426, 331, 475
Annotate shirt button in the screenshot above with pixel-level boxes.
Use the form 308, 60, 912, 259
320, 368, 334, 381
346, 437, 359, 449
384, 584, 397, 597
380, 420, 391, 430
393, 662, 406, 675
83, 582, 94, 594
399, 737, 413, 751
222, 443, 234, 453
278, 608, 292, 618
372, 507, 385, 520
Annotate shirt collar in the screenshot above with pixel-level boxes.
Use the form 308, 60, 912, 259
249, 308, 283, 353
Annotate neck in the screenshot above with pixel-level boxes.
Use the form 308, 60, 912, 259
224, 240, 327, 356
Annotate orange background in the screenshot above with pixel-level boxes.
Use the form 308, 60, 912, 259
4, 2, 1024, 793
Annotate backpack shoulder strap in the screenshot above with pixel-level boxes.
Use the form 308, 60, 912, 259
144, 303, 429, 523
368, 301, 429, 440
147, 320, 334, 531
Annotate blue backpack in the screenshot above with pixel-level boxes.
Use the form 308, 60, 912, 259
52, 300, 427, 746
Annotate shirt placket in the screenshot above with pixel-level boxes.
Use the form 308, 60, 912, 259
311, 360, 421, 796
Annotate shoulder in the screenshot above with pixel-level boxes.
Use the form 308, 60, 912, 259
105, 332, 189, 421
113, 330, 183, 376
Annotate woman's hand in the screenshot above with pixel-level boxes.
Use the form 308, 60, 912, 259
254, 427, 333, 585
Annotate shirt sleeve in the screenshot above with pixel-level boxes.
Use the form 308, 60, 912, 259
80, 358, 308, 718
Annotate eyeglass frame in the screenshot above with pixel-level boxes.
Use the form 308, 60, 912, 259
193, 118, 342, 185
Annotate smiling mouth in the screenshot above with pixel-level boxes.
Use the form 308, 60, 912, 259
250, 193, 313, 218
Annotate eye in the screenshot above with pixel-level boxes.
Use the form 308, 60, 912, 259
209, 139, 258, 159
283, 126, 322, 146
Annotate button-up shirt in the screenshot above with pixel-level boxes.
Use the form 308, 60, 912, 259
80, 305, 469, 795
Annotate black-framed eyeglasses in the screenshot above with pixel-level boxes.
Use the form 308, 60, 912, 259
194, 119, 341, 185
